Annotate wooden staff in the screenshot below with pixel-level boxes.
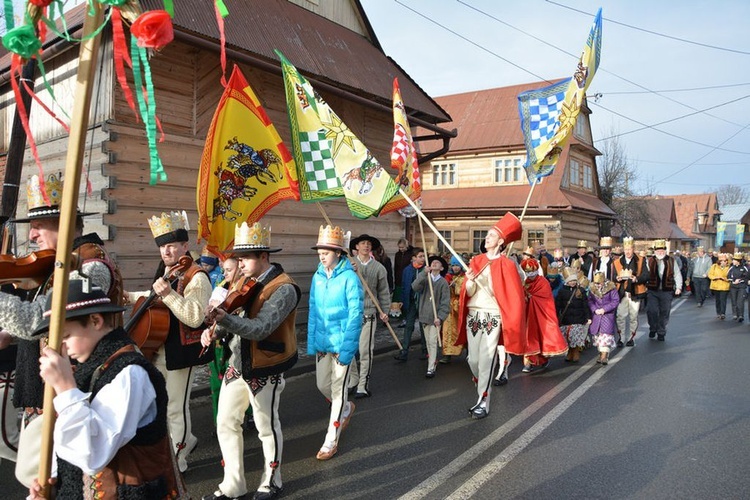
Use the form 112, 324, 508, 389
37, 5, 104, 496
315, 203, 402, 349
505, 177, 539, 256
417, 212, 441, 347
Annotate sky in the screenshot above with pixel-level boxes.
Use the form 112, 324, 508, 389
359, 0, 750, 197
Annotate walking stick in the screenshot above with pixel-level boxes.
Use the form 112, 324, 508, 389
37, 5, 104, 497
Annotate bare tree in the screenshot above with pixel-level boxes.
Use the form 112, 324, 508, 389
597, 127, 653, 237
713, 184, 750, 206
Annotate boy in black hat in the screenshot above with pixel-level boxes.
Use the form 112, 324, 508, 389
411, 255, 450, 378
29, 280, 183, 499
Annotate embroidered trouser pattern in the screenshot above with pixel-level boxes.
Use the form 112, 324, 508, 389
465, 311, 501, 411
217, 373, 285, 496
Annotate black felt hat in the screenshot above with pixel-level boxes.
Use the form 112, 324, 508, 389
32, 280, 125, 336
428, 255, 449, 276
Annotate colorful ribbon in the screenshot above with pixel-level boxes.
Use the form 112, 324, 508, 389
131, 36, 166, 184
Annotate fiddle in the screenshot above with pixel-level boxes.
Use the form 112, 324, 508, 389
200, 275, 261, 357
125, 254, 194, 359
0, 249, 66, 290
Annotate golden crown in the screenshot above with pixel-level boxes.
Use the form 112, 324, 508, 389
623, 237, 634, 248
577, 240, 587, 248
148, 210, 189, 239
653, 239, 667, 249
314, 224, 350, 252
27, 173, 63, 214
593, 271, 606, 284
599, 236, 613, 248
562, 266, 578, 282
523, 246, 535, 256
235, 222, 271, 250
618, 268, 633, 279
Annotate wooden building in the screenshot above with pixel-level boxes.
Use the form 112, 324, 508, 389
416, 82, 615, 256
671, 193, 721, 250
0, 0, 453, 318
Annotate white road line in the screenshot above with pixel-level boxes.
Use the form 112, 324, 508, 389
400, 297, 686, 500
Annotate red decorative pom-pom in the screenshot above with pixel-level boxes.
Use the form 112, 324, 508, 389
130, 10, 174, 50
333, 420, 340, 428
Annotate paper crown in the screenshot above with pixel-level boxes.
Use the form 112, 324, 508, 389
562, 266, 578, 283
553, 248, 563, 258
233, 222, 281, 254
593, 271, 606, 284
312, 225, 350, 253
623, 237, 634, 249
612, 246, 623, 255
733, 252, 744, 261
521, 257, 539, 272
618, 268, 633, 279
653, 239, 667, 250
599, 236, 613, 249
523, 246, 535, 257
491, 212, 522, 245
577, 240, 587, 248
148, 210, 190, 246
11, 173, 95, 222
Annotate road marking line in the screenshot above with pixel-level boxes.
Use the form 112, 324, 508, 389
446, 297, 687, 498
401, 298, 687, 499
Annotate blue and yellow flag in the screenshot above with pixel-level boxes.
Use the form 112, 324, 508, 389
716, 221, 727, 247
736, 224, 745, 247
518, 8, 602, 183
197, 65, 299, 254
277, 50, 399, 219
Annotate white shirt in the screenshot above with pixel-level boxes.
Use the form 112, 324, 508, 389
52, 365, 157, 475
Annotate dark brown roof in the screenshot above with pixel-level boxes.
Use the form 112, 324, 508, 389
1, 1, 450, 124
628, 197, 691, 240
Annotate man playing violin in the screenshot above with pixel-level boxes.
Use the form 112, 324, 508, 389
125, 210, 212, 474
201, 221, 300, 500
0, 173, 124, 487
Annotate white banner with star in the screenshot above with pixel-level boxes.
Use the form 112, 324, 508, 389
278, 50, 398, 218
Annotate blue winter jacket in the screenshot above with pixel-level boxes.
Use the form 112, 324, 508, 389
307, 257, 364, 365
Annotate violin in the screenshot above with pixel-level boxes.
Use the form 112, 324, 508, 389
200, 275, 262, 356
126, 255, 194, 360
0, 249, 63, 290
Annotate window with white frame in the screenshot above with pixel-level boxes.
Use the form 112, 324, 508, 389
527, 230, 545, 248
583, 164, 592, 189
432, 163, 457, 186
494, 157, 524, 184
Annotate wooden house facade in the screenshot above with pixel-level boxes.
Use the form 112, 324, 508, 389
0, 0, 453, 319
416, 82, 615, 256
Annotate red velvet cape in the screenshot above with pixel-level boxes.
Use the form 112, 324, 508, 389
524, 276, 568, 358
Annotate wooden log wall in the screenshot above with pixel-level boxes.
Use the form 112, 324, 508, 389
102, 40, 406, 320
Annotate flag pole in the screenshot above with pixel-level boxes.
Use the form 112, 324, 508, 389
315, 203, 402, 350
37, 5, 104, 496
505, 177, 539, 255
416, 210, 441, 347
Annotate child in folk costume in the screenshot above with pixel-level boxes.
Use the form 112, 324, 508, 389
440, 257, 466, 364
588, 271, 620, 365
556, 267, 592, 363
307, 225, 363, 461
518, 255, 569, 373
30, 280, 185, 499
411, 256, 451, 378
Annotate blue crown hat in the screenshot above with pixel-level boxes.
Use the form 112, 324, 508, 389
32, 279, 125, 336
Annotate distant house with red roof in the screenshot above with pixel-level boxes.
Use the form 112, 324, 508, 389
670, 193, 721, 250
415, 81, 615, 255
623, 196, 692, 252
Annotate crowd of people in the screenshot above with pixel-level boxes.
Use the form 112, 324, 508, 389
0, 174, 726, 499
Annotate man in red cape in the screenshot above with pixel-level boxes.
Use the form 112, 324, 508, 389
457, 213, 526, 419
517, 257, 568, 373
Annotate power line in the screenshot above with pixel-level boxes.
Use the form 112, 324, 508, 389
596, 93, 750, 142
652, 122, 750, 185
393, 0, 554, 85
456, 0, 747, 129
546, 0, 750, 56
600, 82, 750, 95
591, 100, 750, 155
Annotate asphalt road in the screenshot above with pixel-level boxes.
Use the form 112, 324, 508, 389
3, 295, 750, 499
